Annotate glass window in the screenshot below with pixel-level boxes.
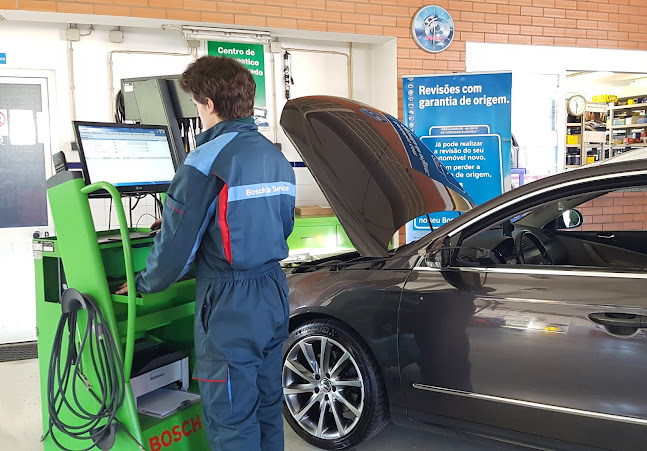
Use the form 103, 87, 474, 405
454, 185, 647, 270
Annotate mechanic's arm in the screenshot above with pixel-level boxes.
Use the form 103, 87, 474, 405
132, 165, 223, 294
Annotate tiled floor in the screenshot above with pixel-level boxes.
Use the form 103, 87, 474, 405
0, 359, 507, 450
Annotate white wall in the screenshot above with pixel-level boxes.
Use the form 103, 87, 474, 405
352, 39, 398, 117
0, 18, 397, 342
467, 43, 647, 76
268, 37, 397, 207
271, 39, 351, 207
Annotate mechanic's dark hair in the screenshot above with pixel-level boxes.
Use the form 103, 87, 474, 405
179, 56, 255, 121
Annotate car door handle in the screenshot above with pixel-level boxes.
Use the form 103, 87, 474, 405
588, 312, 643, 328
597, 232, 615, 239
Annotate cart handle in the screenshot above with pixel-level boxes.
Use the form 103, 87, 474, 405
80, 182, 136, 381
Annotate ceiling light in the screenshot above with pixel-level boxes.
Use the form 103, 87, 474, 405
567, 71, 614, 81
181, 26, 271, 43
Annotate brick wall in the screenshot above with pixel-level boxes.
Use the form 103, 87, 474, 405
7, 0, 647, 93
578, 191, 647, 231
7, 0, 647, 125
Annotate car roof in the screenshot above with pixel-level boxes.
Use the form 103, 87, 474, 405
594, 147, 647, 166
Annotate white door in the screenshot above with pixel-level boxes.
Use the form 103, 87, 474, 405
0, 76, 54, 344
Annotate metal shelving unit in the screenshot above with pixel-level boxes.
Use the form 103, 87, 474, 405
606, 101, 647, 159
565, 102, 607, 167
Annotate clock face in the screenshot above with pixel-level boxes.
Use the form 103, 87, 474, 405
568, 95, 586, 116
412, 6, 455, 53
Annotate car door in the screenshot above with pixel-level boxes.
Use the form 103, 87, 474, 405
399, 181, 647, 450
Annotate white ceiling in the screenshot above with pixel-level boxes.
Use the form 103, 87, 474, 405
566, 71, 647, 87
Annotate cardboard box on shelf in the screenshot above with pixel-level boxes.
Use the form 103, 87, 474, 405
585, 131, 606, 142
295, 206, 334, 216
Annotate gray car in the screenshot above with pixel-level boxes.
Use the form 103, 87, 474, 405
279, 96, 647, 451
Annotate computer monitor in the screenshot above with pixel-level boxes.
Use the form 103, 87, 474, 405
74, 122, 177, 197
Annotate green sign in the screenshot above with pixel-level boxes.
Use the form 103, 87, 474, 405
207, 41, 266, 109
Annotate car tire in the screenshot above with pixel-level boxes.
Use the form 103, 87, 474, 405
282, 318, 389, 450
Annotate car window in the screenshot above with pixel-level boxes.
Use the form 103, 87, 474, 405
453, 185, 647, 270
559, 187, 647, 232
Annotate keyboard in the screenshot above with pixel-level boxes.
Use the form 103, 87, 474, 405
97, 230, 156, 244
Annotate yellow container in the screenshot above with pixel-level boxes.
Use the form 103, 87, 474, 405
592, 94, 618, 103
566, 134, 581, 145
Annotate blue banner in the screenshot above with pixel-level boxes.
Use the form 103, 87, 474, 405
403, 72, 512, 243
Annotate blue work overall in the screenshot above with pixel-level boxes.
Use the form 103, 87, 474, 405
136, 118, 296, 451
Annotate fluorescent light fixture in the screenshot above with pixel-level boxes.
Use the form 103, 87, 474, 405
567, 71, 614, 81
181, 26, 271, 43
630, 77, 647, 88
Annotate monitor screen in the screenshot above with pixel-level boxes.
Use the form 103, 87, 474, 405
74, 122, 177, 197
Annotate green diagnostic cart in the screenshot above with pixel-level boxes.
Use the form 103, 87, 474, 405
35, 171, 208, 451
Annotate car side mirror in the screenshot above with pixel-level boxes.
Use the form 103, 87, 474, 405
423, 241, 494, 268
423, 250, 443, 268
421, 236, 450, 268
558, 209, 583, 229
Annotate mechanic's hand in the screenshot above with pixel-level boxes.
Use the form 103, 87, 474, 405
116, 282, 128, 295
150, 218, 162, 231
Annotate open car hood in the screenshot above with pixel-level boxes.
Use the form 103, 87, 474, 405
280, 96, 476, 257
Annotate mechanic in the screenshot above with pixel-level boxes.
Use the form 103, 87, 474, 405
117, 56, 296, 450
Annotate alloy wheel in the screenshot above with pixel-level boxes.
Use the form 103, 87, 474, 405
283, 335, 365, 440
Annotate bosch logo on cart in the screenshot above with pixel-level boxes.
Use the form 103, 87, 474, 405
148, 415, 203, 450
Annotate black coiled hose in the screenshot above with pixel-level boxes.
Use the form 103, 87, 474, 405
43, 290, 125, 451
